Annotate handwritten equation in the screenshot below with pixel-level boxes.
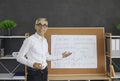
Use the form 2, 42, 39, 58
51, 35, 97, 68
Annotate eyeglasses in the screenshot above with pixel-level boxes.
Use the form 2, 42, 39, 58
36, 23, 48, 28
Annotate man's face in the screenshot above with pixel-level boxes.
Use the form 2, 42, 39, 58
35, 20, 48, 36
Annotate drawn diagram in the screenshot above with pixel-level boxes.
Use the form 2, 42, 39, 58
51, 35, 97, 68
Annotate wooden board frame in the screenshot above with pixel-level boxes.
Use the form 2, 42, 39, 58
45, 27, 106, 75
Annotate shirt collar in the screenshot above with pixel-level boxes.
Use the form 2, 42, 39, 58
35, 32, 45, 40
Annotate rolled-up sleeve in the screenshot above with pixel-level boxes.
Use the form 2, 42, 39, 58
46, 52, 63, 61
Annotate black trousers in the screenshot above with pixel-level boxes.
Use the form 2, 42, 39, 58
27, 66, 48, 81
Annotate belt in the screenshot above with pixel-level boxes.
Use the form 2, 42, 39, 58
27, 66, 48, 71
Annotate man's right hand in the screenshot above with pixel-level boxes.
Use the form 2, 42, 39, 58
33, 62, 43, 69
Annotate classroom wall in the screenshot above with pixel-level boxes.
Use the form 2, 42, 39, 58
0, 0, 120, 35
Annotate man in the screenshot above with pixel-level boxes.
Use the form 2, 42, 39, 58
16, 18, 72, 81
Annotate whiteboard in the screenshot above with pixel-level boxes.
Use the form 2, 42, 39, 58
51, 35, 97, 68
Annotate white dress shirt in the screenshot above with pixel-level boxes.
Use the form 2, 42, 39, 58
16, 33, 62, 69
